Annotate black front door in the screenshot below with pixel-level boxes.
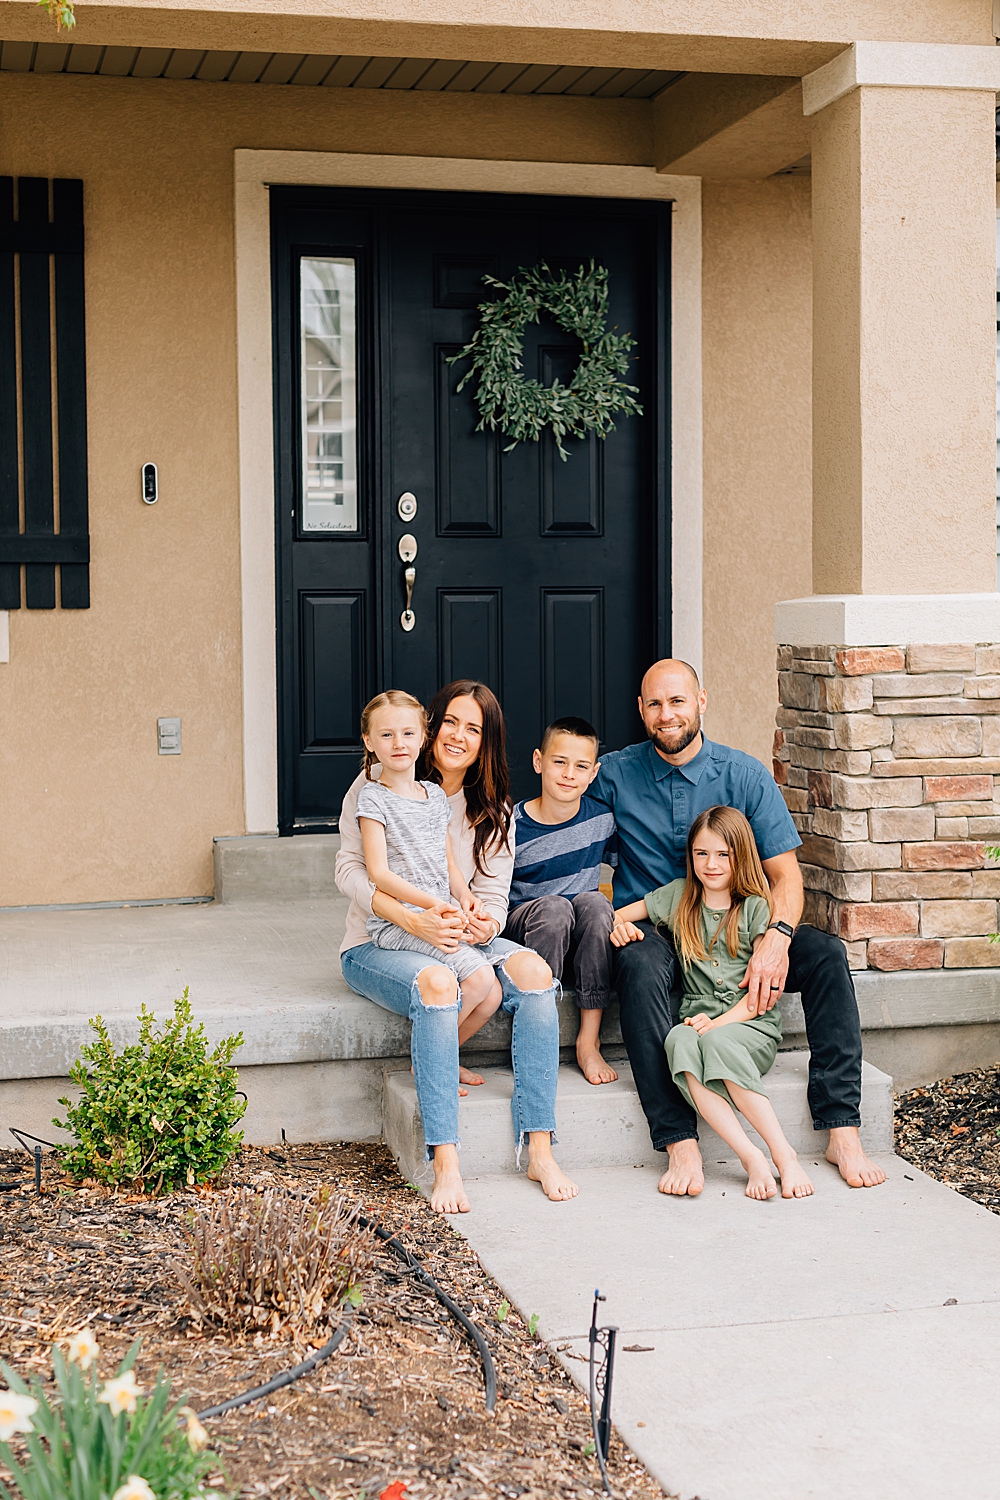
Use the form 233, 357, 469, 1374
272, 187, 670, 831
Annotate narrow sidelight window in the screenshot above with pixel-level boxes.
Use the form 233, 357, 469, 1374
299, 256, 357, 533
0, 177, 90, 609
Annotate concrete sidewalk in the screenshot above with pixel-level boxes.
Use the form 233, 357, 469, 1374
456, 1157, 1000, 1500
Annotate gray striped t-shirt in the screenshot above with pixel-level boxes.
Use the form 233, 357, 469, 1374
509, 795, 617, 908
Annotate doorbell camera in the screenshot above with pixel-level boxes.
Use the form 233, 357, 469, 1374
142, 462, 158, 505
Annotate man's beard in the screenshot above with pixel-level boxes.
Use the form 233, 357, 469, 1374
647, 716, 701, 757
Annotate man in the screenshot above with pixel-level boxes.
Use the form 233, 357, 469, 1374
592, 659, 886, 1197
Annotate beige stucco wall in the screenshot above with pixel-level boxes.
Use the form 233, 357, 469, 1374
0, 71, 653, 904
811, 84, 997, 594
700, 176, 813, 768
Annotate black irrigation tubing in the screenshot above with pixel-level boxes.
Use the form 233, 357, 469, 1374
196, 1315, 354, 1421
357, 1212, 498, 1415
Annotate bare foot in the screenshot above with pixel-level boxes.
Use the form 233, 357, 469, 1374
576, 1042, 618, 1085
527, 1155, 579, 1201
458, 1066, 484, 1087
775, 1155, 814, 1199
825, 1127, 887, 1188
430, 1154, 470, 1215
743, 1148, 778, 1201
657, 1138, 705, 1197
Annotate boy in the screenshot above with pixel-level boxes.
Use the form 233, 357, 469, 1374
503, 717, 619, 1085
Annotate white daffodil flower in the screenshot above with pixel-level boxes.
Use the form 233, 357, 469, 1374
179, 1406, 209, 1452
0, 1391, 38, 1441
111, 1475, 156, 1500
98, 1371, 142, 1415
65, 1327, 100, 1370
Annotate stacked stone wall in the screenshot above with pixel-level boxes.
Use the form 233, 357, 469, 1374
774, 643, 1000, 972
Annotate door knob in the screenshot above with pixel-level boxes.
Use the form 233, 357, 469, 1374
401, 565, 416, 632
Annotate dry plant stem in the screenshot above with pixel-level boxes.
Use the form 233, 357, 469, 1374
174, 1186, 374, 1343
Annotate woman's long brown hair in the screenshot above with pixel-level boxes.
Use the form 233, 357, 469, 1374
671, 805, 772, 967
419, 681, 512, 874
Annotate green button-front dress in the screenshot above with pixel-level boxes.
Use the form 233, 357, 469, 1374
645, 879, 780, 1111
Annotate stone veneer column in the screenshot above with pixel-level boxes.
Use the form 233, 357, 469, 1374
774, 48, 1000, 978
774, 640, 1000, 972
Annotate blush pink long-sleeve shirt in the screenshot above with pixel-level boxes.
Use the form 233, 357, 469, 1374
335, 769, 515, 955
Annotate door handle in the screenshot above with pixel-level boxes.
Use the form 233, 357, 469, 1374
398, 533, 417, 631
401, 565, 416, 632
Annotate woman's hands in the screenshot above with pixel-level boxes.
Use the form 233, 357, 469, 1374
684, 1013, 715, 1035
610, 919, 644, 948
458, 890, 499, 946
411, 900, 467, 952
371, 887, 466, 951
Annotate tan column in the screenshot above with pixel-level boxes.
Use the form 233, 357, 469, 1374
811, 84, 997, 595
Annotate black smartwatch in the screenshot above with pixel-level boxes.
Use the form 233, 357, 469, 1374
768, 921, 795, 939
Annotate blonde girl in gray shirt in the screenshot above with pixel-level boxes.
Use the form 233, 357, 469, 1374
356, 690, 507, 1040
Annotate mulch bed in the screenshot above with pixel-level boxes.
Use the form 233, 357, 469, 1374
894, 1064, 1000, 1214
0, 1142, 666, 1500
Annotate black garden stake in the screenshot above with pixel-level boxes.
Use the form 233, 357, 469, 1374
588, 1289, 618, 1494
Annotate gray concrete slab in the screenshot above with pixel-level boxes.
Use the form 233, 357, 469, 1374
454, 1161, 1000, 1500
0, 896, 353, 1020
0, 898, 619, 1075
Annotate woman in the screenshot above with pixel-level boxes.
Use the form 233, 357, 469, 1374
336, 679, 578, 1215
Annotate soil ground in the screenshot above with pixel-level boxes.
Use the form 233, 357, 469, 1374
894, 1063, 1000, 1216
0, 1141, 663, 1500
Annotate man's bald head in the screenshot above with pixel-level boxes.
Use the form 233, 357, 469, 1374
638, 659, 707, 763
641, 659, 701, 699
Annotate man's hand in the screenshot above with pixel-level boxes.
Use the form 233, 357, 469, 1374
610, 920, 644, 948
740, 928, 791, 1014
410, 901, 465, 952
683, 1013, 714, 1034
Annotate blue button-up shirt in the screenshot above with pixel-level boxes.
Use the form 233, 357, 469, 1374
591, 736, 801, 906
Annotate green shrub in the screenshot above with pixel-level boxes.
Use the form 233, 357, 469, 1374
54, 992, 245, 1195
0, 1336, 220, 1500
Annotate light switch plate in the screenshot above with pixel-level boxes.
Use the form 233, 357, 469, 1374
157, 717, 181, 755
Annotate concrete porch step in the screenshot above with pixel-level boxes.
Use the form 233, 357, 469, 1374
383, 1054, 895, 1188
213, 833, 341, 902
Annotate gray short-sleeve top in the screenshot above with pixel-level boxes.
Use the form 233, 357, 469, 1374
355, 778, 453, 910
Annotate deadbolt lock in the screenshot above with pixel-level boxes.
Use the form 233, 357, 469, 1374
397, 491, 417, 521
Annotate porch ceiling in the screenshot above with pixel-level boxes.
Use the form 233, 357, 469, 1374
0, 41, 681, 96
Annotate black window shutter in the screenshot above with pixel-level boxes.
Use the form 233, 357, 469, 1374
0, 177, 90, 609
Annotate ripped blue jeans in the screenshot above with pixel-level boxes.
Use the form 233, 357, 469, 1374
341, 937, 559, 1159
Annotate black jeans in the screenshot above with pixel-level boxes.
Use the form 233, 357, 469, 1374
504, 891, 614, 1008
611, 920, 863, 1149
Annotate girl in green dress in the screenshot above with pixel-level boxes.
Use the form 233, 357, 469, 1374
610, 806, 814, 1201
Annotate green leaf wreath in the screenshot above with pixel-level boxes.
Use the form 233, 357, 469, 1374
446, 260, 642, 461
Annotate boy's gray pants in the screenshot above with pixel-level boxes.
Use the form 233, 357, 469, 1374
502, 890, 614, 1009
